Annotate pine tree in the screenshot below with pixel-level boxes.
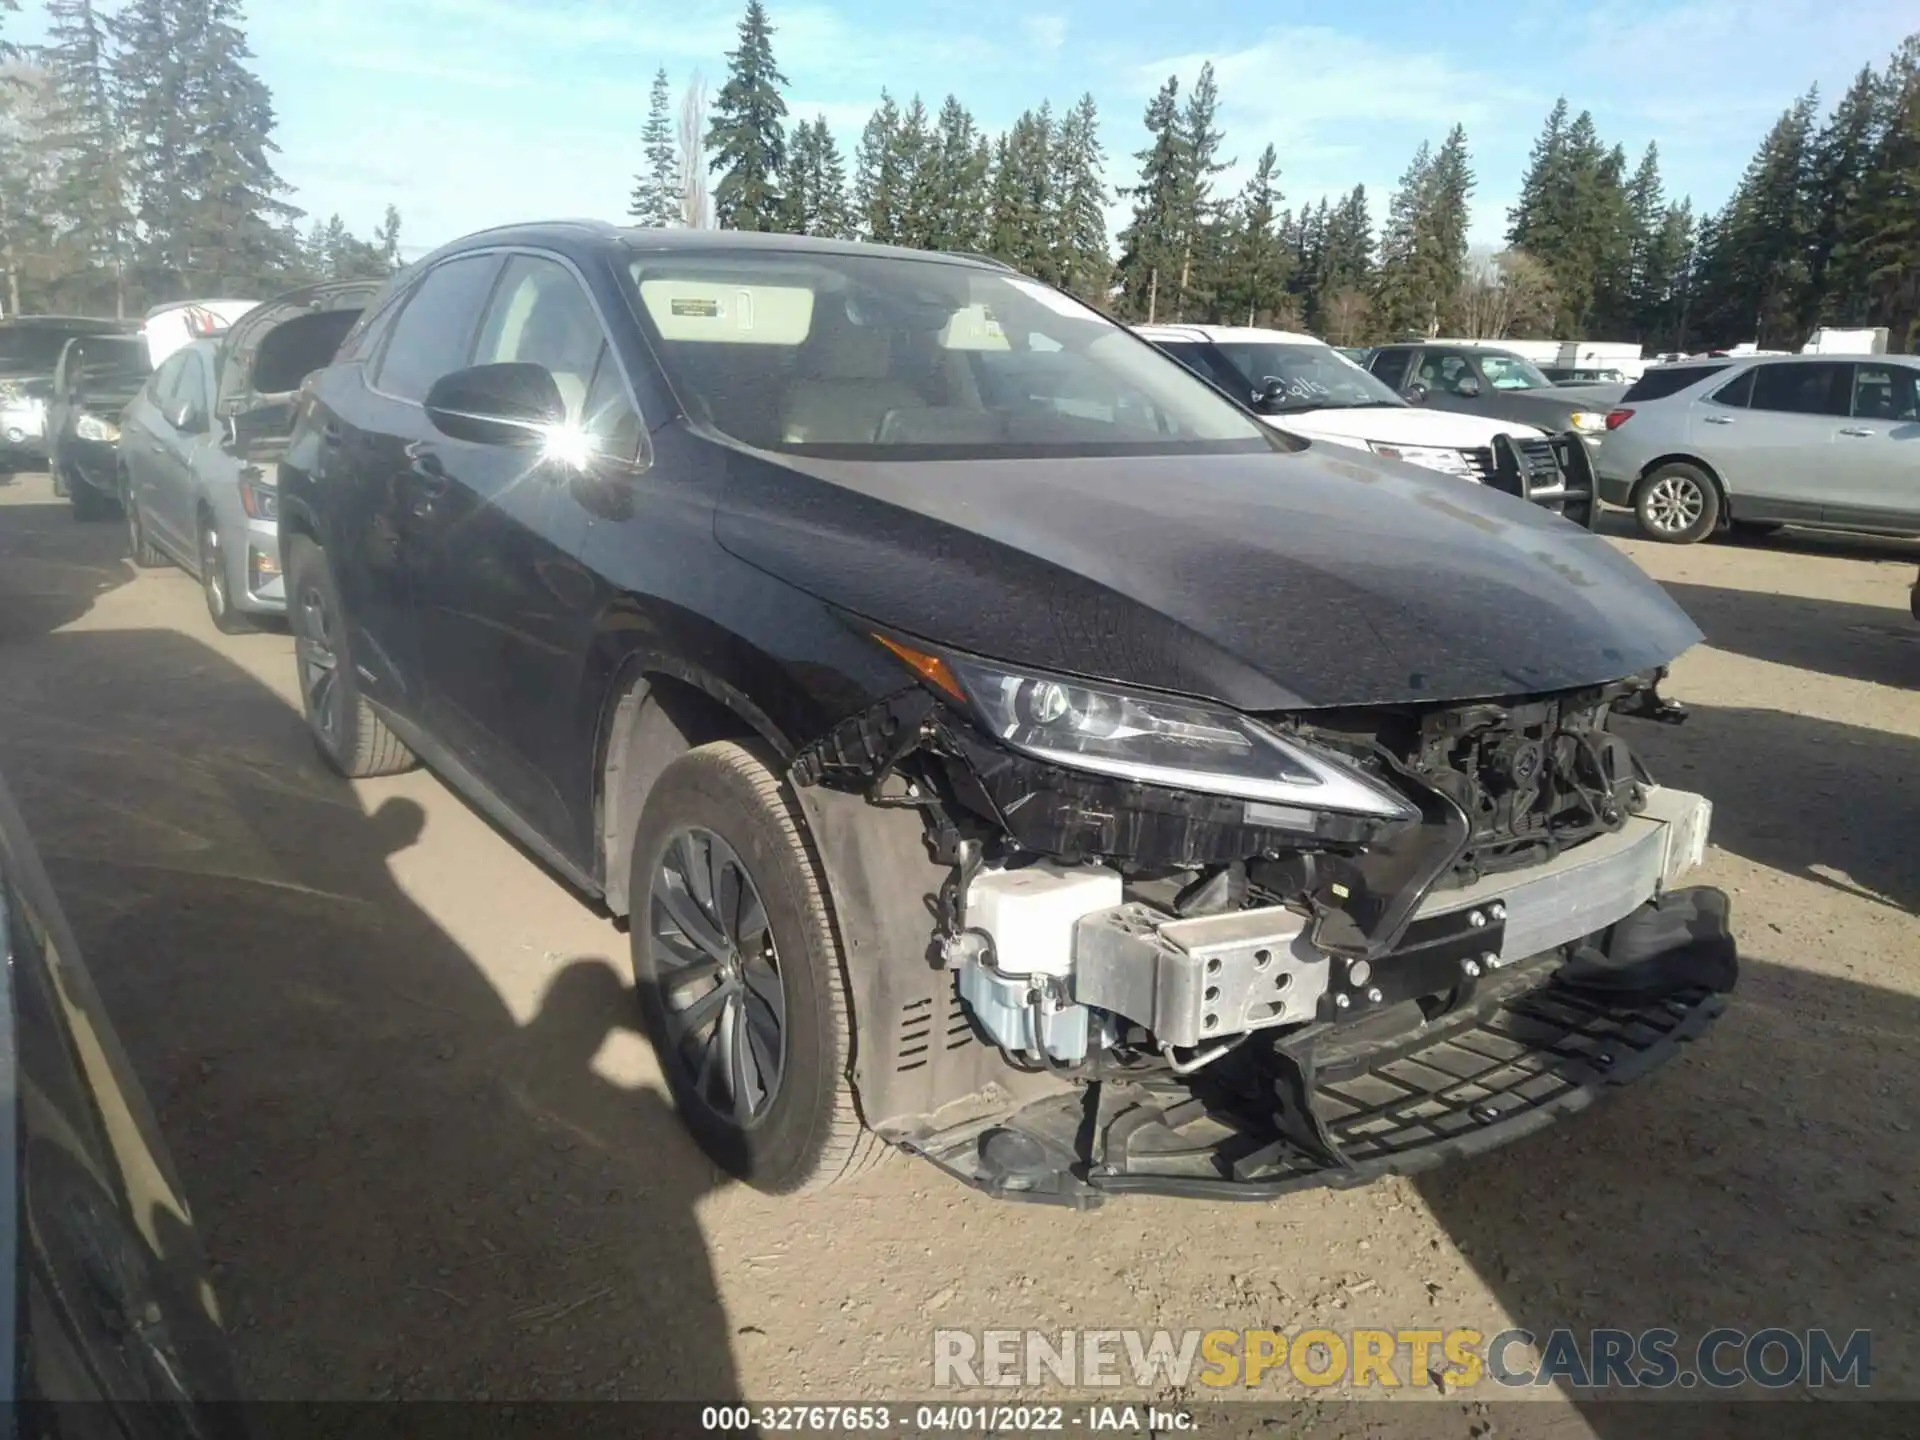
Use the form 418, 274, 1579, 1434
0, 65, 59, 316
1215, 145, 1287, 326
1620, 143, 1665, 338
1114, 76, 1187, 320
1173, 62, 1230, 320
1374, 129, 1473, 337
109, 0, 193, 290
1374, 141, 1433, 337
1842, 37, 1920, 349
927, 96, 989, 253
706, 0, 788, 232
376, 203, 401, 271
1807, 67, 1882, 326
892, 96, 937, 249
984, 107, 1054, 280
1690, 89, 1819, 347
40, 0, 134, 315
629, 68, 681, 227
1047, 92, 1108, 301
780, 117, 852, 238
853, 91, 903, 243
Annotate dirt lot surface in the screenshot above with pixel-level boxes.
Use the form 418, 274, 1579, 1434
1, 471, 1915, 1432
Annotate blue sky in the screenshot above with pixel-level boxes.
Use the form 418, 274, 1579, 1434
19, 0, 1920, 257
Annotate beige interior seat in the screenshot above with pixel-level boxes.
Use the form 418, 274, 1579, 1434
781, 310, 925, 444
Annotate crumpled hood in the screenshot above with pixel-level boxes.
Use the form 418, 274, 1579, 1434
711, 441, 1702, 712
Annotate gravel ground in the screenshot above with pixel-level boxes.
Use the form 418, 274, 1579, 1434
1, 471, 1915, 1435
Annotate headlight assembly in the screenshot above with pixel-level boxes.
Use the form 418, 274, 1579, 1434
927, 652, 1415, 820
1366, 441, 1475, 477
75, 414, 120, 443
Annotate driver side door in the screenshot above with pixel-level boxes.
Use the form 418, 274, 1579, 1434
142, 348, 216, 557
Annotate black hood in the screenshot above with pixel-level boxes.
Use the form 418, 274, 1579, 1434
711, 440, 1702, 713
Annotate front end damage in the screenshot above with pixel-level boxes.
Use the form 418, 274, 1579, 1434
790, 663, 1734, 1207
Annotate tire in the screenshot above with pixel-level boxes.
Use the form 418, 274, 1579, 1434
68, 471, 111, 521
284, 534, 416, 778
1632, 463, 1721, 544
198, 514, 258, 635
122, 475, 166, 567
629, 740, 890, 1194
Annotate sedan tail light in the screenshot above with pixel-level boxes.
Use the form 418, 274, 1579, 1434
1605, 408, 1635, 430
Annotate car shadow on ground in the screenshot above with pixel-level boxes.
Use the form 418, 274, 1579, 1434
1597, 506, 1920, 565
0, 498, 134, 641
1655, 581, 1919, 690
0, 534, 739, 1403
1415, 948, 1920, 1428
1621, 707, 1919, 914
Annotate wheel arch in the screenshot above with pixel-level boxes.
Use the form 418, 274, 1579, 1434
1637, 452, 1729, 503
595, 654, 790, 918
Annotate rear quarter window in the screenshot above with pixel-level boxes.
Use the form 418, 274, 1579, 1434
1621, 364, 1730, 403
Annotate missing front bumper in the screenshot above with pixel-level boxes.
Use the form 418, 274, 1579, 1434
901, 885, 1735, 1207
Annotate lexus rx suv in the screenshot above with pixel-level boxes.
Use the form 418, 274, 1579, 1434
278, 222, 1735, 1204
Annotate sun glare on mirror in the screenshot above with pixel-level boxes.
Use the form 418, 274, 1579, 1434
540, 423, 597, 471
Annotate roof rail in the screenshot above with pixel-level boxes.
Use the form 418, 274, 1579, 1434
945, 250, 1018, 272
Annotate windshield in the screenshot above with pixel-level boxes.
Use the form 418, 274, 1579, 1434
1479, 353, 1556, 390
625, 250, 1274, 458
1207, 342, 1404, 412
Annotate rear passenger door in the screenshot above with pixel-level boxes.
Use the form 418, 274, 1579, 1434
1827, 361, 1920, 528
1695, 361, 1847, 518
319, 251, 504, 722
410, 251, 645, 861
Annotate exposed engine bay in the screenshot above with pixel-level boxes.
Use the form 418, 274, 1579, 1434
791, 663, 1735, 1204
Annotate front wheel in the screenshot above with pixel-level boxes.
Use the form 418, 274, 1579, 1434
68, 471, 112, 521
630, 740, 889, 1194
1633, 463, 1721, 544
199, 517, 257, 635
284, 535, 416, 778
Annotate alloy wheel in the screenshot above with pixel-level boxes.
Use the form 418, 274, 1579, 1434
1643, 474, 1705, 535
296, 583, 341, 743
649, 826, 786, 1125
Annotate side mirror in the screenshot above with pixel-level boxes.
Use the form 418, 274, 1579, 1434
1252, 377, 1288, 409
424, 363, 565, 448
166, 400, 203, 432
1454, 375, 1482, 399
1406, 382, 1430, 404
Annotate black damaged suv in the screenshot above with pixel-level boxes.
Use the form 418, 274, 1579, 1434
279, 222, 1735, 1204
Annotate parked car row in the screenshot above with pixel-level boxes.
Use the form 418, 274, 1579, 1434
263, 222, 1733, 1205
46, 284, 379, 633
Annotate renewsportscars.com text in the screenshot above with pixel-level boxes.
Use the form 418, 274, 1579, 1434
932, 1326, 1872, 1391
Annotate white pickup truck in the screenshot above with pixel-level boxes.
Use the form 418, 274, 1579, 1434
1137, 324, 1598, 526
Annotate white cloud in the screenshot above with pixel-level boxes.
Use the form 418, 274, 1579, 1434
1022, 15, 1069, 54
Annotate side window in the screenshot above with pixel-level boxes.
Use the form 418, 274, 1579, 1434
1418, 351, 1474, 394
1708, 369, 1754, 408
581, 344, 645, 459
373, 253, 503, 401
1369, 349, 1412, 389
1748, 362, 1850, 418
337, 291, 403, 365
471, 255, 609, 425
1850, 363, 1920, 422
149, 351, 190, 408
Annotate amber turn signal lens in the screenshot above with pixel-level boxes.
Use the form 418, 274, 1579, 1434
872, 633, 966, 702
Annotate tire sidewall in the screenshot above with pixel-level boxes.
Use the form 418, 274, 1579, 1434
629, 745, 840, 1190
1634, 464, 1720, 544
285, 538, 359, 772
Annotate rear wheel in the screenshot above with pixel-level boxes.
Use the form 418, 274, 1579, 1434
199, 515, 257, 634
1632, 463, 1720, 544
630, 740, 889, 1194
284, 535, 415, 777
122, 475, 165, 567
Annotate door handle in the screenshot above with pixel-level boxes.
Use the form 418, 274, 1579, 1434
1702, 415, 1736, 425
1838, 426, 1875, 437
319, 420, 344, 444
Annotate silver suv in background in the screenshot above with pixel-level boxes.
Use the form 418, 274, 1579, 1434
1599, 354, 1920, 544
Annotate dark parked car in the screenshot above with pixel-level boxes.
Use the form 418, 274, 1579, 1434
0, 774, 241, 1425
1366, 342, 1626, 449
47, 334, 152, 517
0, 316, 135, 481
118, 281, 378, 632
280, 222, 1735, 1205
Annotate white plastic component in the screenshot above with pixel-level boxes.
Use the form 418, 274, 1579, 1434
966, 861, 1123, 978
